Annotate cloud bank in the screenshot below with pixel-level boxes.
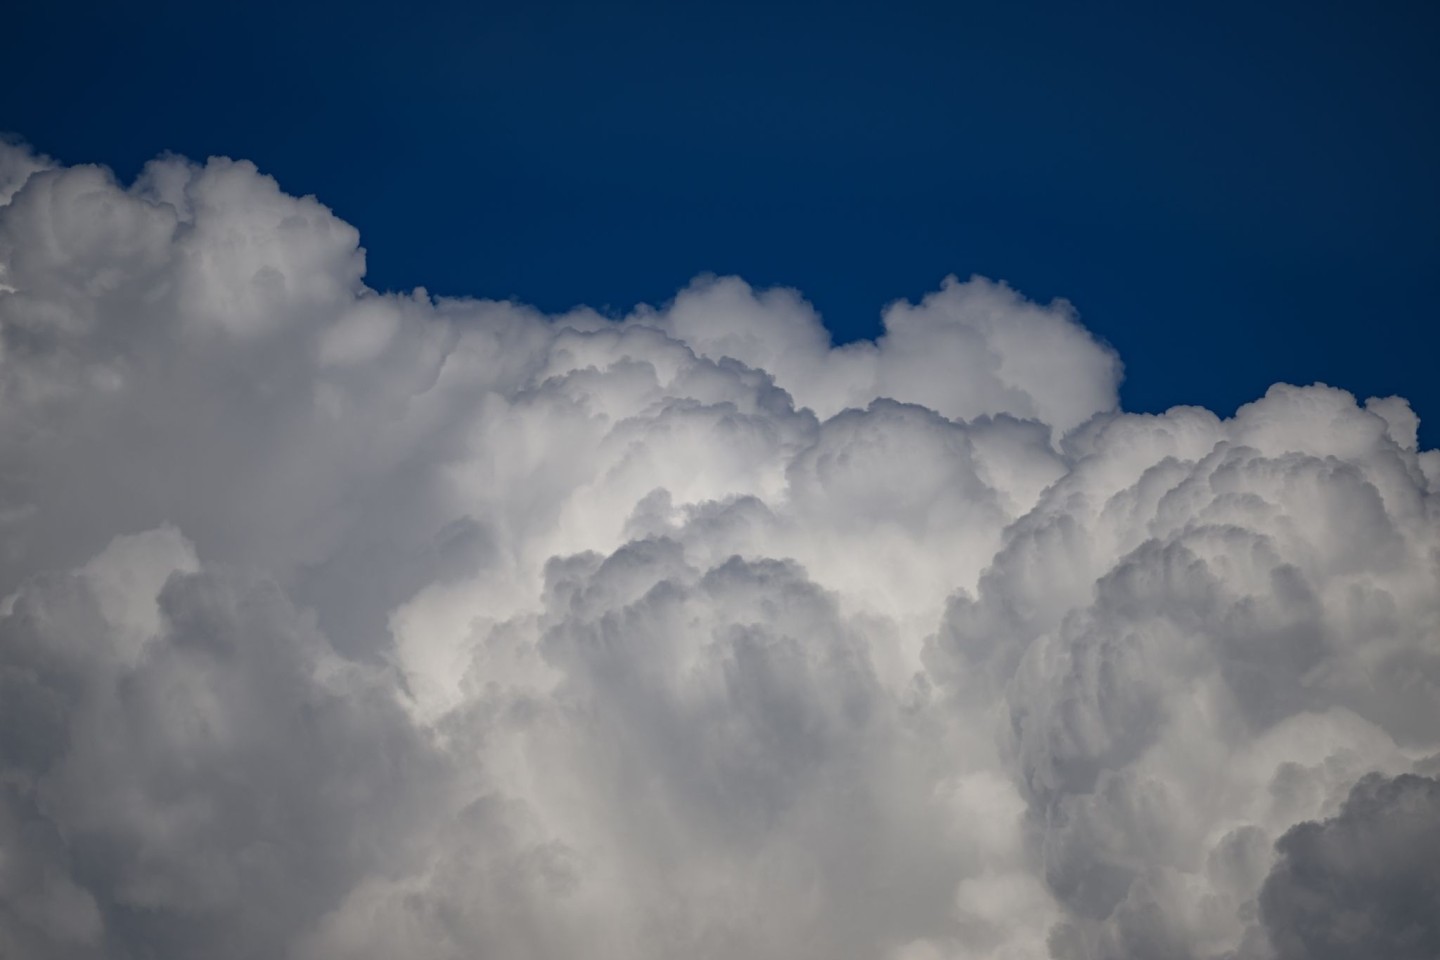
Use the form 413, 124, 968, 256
0, 140, 1437, 959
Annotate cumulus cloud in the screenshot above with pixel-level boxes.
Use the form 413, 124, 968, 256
0, 142, 1436, 959
1259, 772, 1440, 959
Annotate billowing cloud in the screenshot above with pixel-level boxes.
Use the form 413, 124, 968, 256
0, 141, 1436, 959
1259, 772, 1440, 960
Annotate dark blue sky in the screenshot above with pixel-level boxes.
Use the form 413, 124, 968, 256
5, 0, 1438, 443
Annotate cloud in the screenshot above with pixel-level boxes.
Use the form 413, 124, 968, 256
1259, 772, 1440, 960
0, 143, 1436, 959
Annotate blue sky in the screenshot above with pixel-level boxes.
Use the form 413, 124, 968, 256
5, 0, 1438, 443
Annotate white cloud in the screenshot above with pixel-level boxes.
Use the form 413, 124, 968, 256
0, 143, 1436, 959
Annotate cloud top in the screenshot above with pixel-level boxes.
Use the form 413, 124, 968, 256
0, 145, 1436, 959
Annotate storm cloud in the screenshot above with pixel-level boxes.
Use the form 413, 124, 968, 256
1, 140, 1437, 959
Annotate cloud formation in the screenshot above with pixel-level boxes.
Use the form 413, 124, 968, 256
1259, 772, 1440, 960
0, 140, 1437, 959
